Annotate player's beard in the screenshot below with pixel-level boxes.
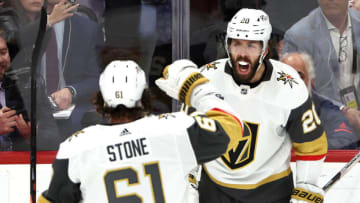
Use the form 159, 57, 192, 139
230, 54, 261, 84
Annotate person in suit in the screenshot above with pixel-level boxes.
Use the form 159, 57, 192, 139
44, 0, 104, 138
0, 29, 61, 150
282, 52, 359, 149
13, 0, 104, 139
282, 0, 360, 107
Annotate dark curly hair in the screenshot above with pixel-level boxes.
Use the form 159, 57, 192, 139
99, 46, 141, 71
92, 88, 156, 121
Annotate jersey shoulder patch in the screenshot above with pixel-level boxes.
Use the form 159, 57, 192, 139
268, 60, 309, 109
200, 59, 227, 73
56, 125, 98, 159
271, 60, 302, 88
276, 70, 299, 88
158, 113, 177, 120
153, 112, 196, 132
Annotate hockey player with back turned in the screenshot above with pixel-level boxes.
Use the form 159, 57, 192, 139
197, 8, 328, 203
37, 58, 243, 202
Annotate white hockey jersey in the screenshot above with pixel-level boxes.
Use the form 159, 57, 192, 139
38, 106, 243, 203
198, 59, 327, 201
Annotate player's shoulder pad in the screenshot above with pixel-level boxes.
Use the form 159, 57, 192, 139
56, 125, 98, 159
199, 58, 227, 74
157, 112, 178, 120
269, 59, 310, 109
155, 112, 197, 129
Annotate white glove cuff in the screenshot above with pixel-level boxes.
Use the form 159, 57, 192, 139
296, 158, 325, 185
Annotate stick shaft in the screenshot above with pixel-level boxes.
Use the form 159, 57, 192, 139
30, 7, 47, 203
322, 151, 360, 192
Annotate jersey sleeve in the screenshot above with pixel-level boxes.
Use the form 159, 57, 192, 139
38, 159, 82, 203
286, 96, 328, 161
38, 130, 87, 203
186, 108, 243, 164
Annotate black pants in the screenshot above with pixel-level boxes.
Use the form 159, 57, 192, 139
199, 170, 293, 203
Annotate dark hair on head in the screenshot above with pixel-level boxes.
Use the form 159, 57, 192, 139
100, 46, 141, 70
0, 0, 13, 8
11, 0, 40, 25
0, 28, 6, 40
92, 88, 155, 120
0, 8, 20, 58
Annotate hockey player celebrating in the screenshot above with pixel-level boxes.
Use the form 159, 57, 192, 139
197, 8, 328, 203
37, 59, 243, 202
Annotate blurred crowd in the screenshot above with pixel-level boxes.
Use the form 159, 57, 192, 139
0, 0, 359, 150
0, 0, 172, 151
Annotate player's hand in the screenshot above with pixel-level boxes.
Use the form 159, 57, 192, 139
51, 88, 73, 110
15, 114, 31, 138
0, 107, 17, 135
155, 59, 208, 104
290, 183, 324, 203
48, 0, 79, 26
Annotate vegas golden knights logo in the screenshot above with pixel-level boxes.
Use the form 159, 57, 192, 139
204, 62, 219, 70
276, 71, 298, 88
221, 121, 259, 170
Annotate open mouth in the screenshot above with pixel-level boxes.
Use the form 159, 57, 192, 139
236, 61, 251, 75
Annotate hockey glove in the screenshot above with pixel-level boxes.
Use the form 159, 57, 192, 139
290, 183, 324, 203
155, 59, 209, 105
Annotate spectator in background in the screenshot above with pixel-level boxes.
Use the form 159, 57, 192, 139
0, 29, 61, 150
0, 29, 29, 150
12, 0, 43, 25
44, 0, 103, 139
12, 0, 104, 140
0, 0, 12, 8
282, 52, 359, 149
0, 9, 20, 60
77, 0, 105, 23
282, 0, 360, 109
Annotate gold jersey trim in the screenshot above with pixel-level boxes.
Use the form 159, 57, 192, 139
205, 109, 243, 153
202, 166, 292, 190
38, 195, 51, 203
179, 72, 209, 105
293, 132, 328, 157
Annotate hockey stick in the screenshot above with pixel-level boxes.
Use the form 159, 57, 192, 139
30, 6, 47, 203
322, 151, 360, 192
